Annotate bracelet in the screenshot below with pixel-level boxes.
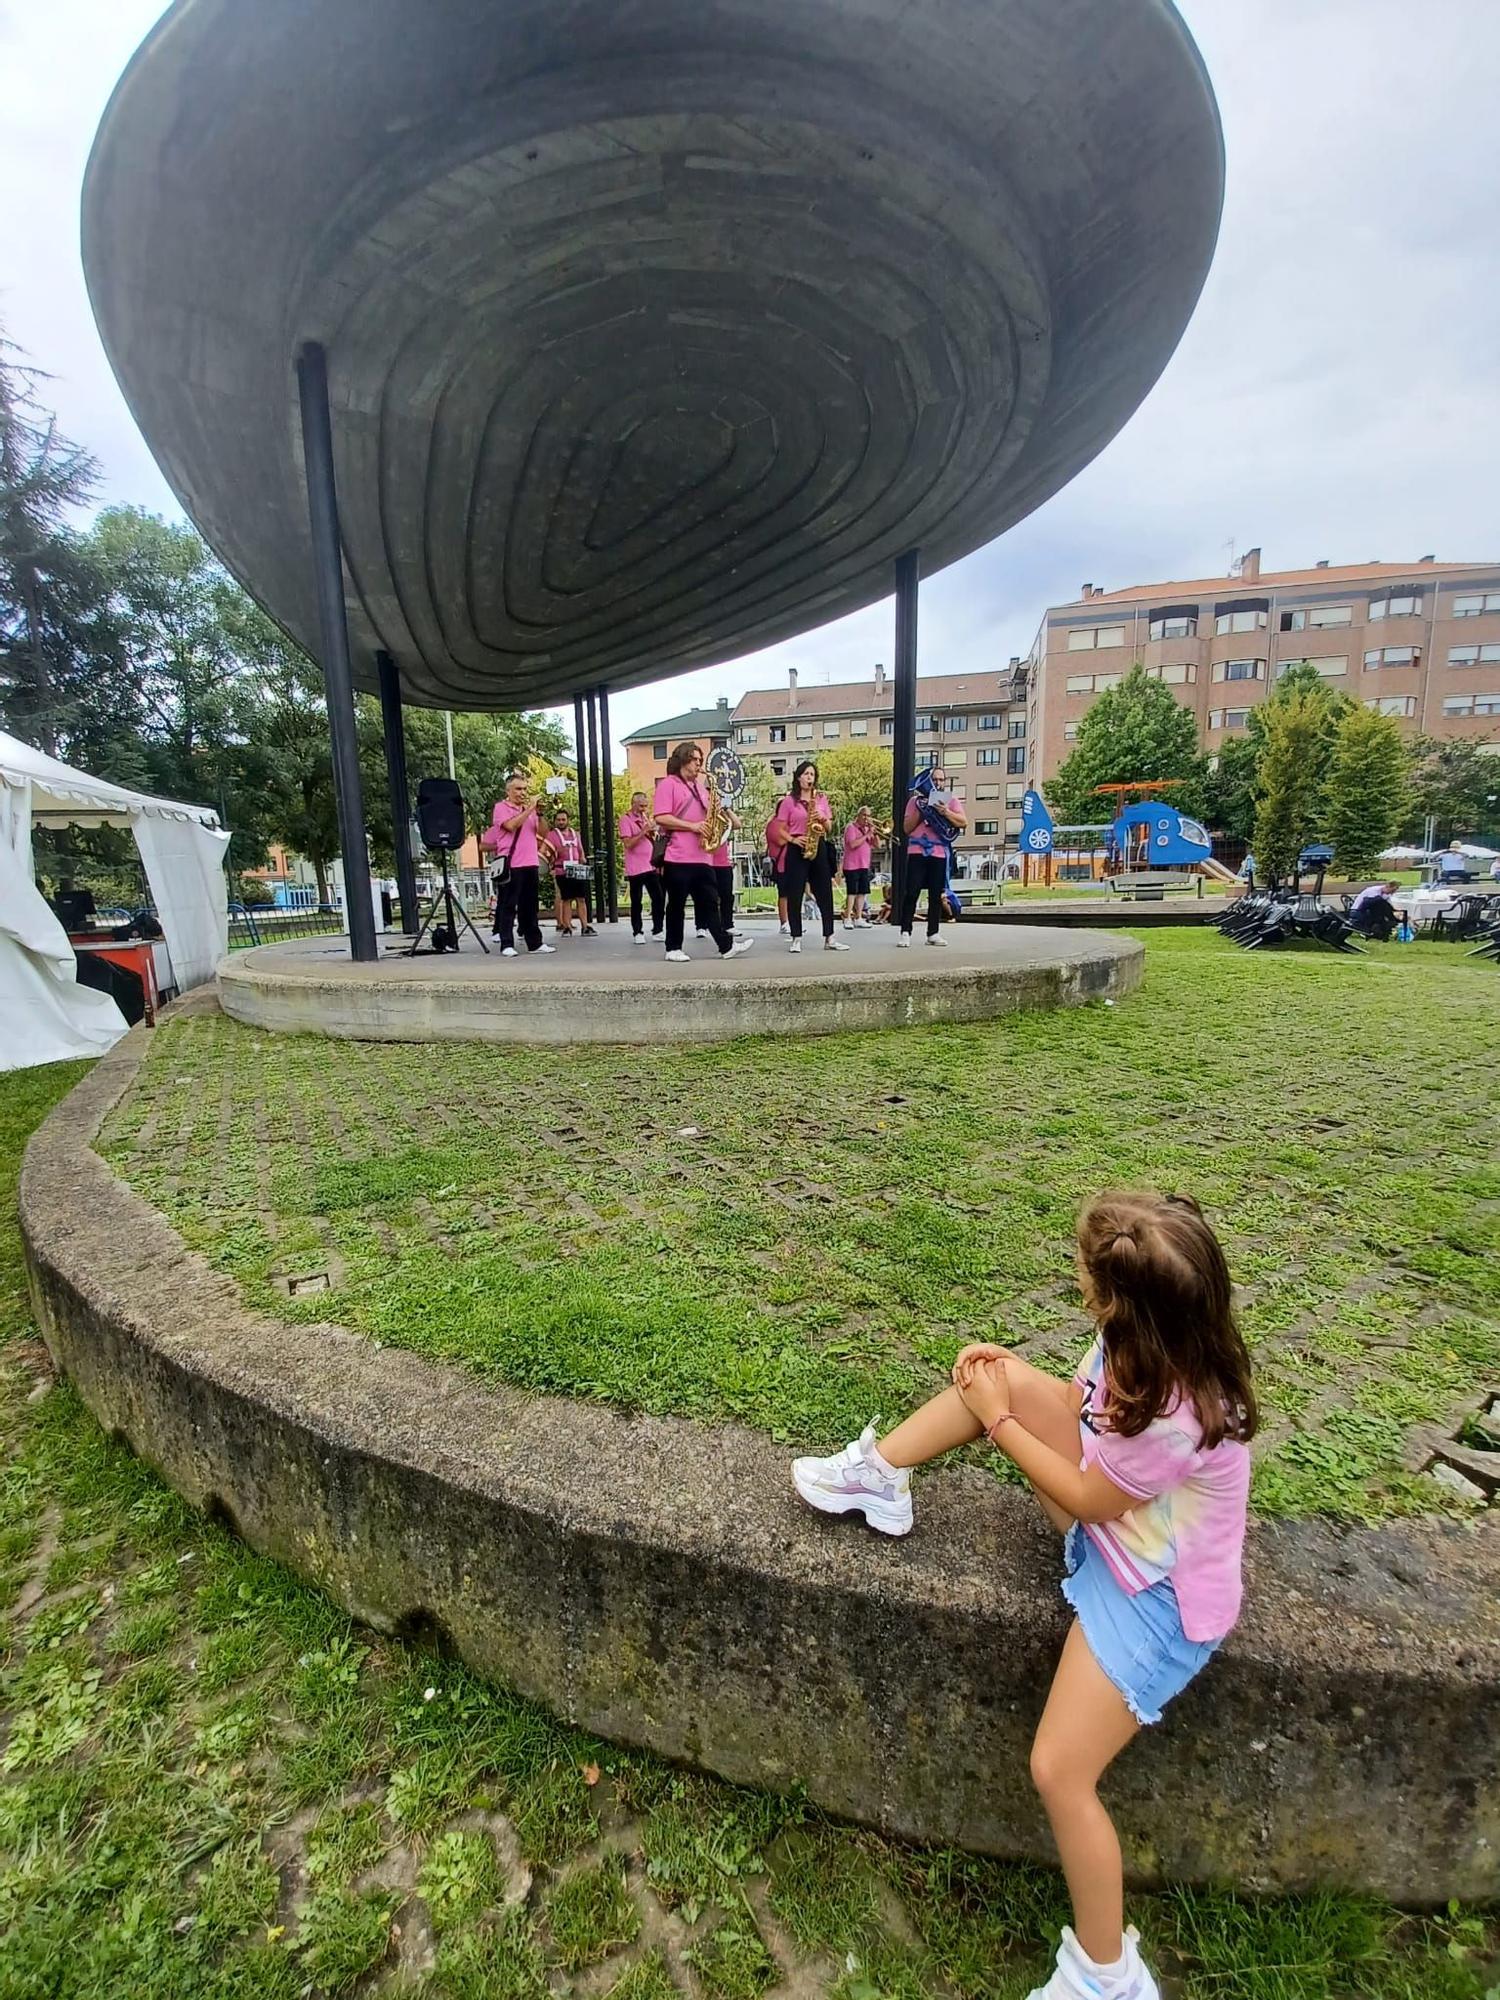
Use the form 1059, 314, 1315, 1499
986, 1414, 1014, 1445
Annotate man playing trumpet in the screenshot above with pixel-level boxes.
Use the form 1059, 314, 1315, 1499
618, 789, 664, 944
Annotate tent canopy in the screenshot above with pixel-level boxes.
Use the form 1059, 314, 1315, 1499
0, 732, 230, 1072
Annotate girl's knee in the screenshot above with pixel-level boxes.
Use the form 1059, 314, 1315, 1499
1029, 1730, 1088, 1804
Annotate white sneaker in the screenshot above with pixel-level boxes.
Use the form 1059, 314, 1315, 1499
789, 938, 802, 953
726, 937, 754, 958
501, 946, 518, 958
842, 920, 854, 931
896, 933, 911, 949
856, 918, 873, 928
792, 1423, 912, 1537
778, 922, 789, 936
1025, 1928, 1159, 2000
665, 949, 692, 963
533, 942, 557, 954
926, 932, 949, 947
824, 936, 850, 950
695, 929, 711, 939
631, 933, 647, 945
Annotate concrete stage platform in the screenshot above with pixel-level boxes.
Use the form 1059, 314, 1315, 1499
218, 922, 1143, 1046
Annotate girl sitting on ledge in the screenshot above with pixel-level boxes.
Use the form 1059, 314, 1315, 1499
792, 1191, 1256, 2000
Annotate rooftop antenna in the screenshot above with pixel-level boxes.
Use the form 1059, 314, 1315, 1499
1225, 536, 1240, 578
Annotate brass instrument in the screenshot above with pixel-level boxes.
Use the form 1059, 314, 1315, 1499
801, 796, 829, 858
701, 768, 732, 852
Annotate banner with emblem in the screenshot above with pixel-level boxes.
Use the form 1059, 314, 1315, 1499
1019, 787, 1054, 856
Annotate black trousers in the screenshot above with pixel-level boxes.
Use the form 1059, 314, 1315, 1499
715, 864, 735, 934
628, 870, 664, 935
900, 853, 948, 936
781, 840, 835, 939
663, 861, 731, 953
496, 865, 543, 951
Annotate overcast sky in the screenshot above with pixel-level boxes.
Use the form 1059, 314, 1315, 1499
4, 0, 1498, 760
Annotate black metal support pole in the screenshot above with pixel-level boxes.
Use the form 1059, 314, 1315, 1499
891, 549, 920, 921
598, 683, 619, 922
296, 342, 377, 962
573, 693, 592, 856
376, 650, 420, 935
586, 689, 606, 921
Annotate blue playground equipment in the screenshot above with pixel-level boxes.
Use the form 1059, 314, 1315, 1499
1107, 801, 1213, 872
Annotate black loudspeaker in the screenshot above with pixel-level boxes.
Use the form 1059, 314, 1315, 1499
416, 777, 465, 852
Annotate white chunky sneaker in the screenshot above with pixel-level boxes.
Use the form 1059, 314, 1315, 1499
824, 936, 851, 951
665, 949, 691, 962
778, 921, 790, 935
842, 919, 854, 931
533, 943, 557, 954
792, 1423, 913, 1536
501, 946, 518, 958
789, 938, 802, 953
695, 928, 711, 939
925, 932, 949, 946
1025, 1928, 1159, 2000
631, 932, 647, 945
896, 933, 911, 949
726, 937, 754, 958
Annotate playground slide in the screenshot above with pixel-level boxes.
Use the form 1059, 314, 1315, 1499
1198, 857, 1238, 883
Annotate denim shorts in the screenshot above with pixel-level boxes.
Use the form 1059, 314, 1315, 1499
1061, 1525, 1220, 1726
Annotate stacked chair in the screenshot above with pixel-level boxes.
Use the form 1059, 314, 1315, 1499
1216, 850, 1362, 954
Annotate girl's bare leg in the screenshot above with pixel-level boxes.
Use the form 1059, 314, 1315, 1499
1030, 1622, 1140, 1967
878, 1386, 983, 1468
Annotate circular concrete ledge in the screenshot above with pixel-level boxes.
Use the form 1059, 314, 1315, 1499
21, 1028, 1500, 1903
218, 925, 1143, 1045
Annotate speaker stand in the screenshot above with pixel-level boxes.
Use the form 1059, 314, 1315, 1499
403, 848, 489, 956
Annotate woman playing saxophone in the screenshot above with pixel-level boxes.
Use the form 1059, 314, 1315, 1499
768, 760, 847, 954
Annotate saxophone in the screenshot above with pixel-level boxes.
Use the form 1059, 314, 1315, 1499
701, 769, 732, 853
801, 794, 829, 858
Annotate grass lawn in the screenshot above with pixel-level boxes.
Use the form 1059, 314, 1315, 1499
3, 1059, 1497, 1997
100, 930, 1499, 1522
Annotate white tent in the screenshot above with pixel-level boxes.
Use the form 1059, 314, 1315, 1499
0, 731, 230, 1072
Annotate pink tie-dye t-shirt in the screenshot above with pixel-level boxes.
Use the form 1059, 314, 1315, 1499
1072, 1336, 1249, 1641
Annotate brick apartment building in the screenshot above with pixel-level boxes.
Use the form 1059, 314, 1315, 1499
1028, 548, 1500, 785
621, 698, 735, 789
730, 661, 1031, 857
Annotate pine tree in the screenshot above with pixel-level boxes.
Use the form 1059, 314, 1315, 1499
1324, 705, 1409, 878
1253, 688, 1330, 882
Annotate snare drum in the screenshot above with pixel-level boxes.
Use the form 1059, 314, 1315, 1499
561, 860, 592, 888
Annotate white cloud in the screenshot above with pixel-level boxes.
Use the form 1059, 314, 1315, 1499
3, 0, 1495, 758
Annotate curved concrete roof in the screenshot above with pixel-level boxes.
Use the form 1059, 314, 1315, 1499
83, 0, 1223, 712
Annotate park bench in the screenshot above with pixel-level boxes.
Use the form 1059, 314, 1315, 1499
1106, 871, 1202, 901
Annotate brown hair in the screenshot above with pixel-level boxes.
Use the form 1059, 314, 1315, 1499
666, 741, 702, 776
1076, 1191, 1256, 1449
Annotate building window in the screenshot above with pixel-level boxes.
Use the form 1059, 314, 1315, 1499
1148, 613, 1198, 640
1277, 655, 1349, 679
1280, 605, 1352, 631
978, 713, 1002, 730
1215, 659, 1264, 683
1008, 719, 1026, 738
653, 742, 668, 761
849, 717, 869, 736
975, 820, 1001, 837
944, 714, 968, 733
914, 712, 935, 732
795, 721, 814, 740
769, 760, 786, 776
1443, 692, 1500, 716
1208, 709, 1251, 731
1148, 662, 1197, 685
822, 721, 840, 738
1005, 815, 1023, 835
879, 718, 893, 737
1064, 674, 1094, 695
769, 725, 786, 743
944, 751, 968, 769
975, 783, 1001, 800
1063, 723, 1079, 741
1368, 592, 1422, 620
1453, 592, 1500, 616
1093, 673, 1124, 692
1448, 644, 1500, 666
1214, 607, 1268, 635
1006, 745, 1026, 773
1365, 696, 1418, 717
1364, 647, 1418, 669
736, 727, 758, 745
1006, 782, 1026, 803
976, 747, 1002, 766
1066, 625, 1125, 651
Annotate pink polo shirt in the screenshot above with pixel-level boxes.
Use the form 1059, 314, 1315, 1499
482, 801, 539, 870
774, 793, 832, 853
653, 774, 713, 866
619, 811, 654, 878
841, 824, 873, 872
547, 827, 584, 867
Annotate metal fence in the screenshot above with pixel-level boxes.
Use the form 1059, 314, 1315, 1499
227, 906, 349, 950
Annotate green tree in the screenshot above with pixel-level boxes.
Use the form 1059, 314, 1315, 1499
1253, 688, 1331, 881
1323, 705, 1409, 877
811, 744, 894, 833
1402, 734, 1500, 845
0, 335, 131, 766
1044, 662, 1206, 820
1202, 734, 1259, 841
357, 703, 568, 866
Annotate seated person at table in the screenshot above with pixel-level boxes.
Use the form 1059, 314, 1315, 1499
1349, 881, 1399, 940
1436, 844, 1472, 883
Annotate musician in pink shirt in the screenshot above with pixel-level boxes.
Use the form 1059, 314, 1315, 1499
770, 762, 848, 954
541, 806, 596, 937
617, 790, 664, 943
839, 807, 876, 929
480, 774, 555, 956
652, 742, 754, 963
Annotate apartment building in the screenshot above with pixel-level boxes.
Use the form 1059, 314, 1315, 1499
620, 698, 735, 788
730, 662, 1030, 855
1028, 548, 1500, 784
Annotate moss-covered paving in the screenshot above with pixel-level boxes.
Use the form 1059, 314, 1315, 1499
99, 931, 1500, 1520
3, 1071, 1499, 1997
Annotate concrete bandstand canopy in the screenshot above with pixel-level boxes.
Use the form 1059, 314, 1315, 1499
83, 0, 1224, 715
